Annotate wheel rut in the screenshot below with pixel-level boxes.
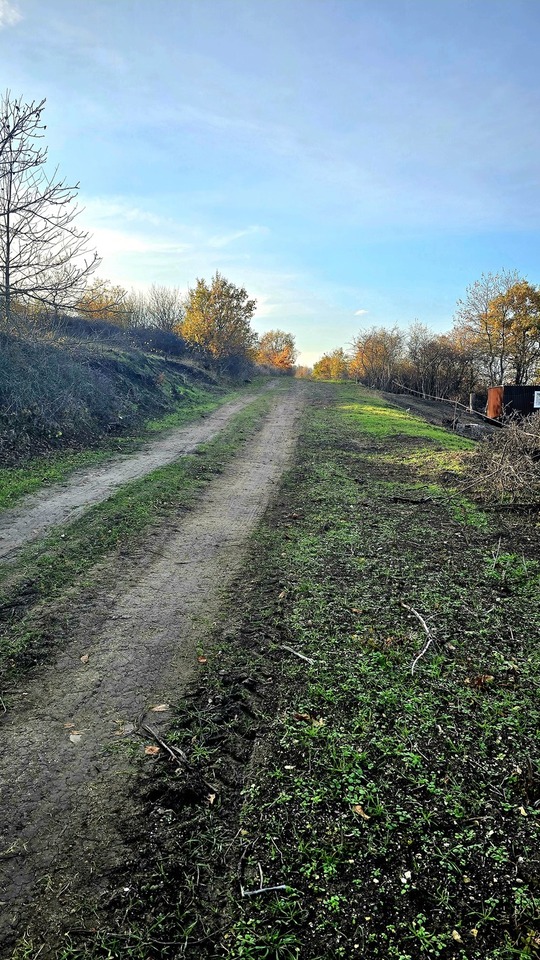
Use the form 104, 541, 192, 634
0, 385, 275, 564
0, 384, 305, 954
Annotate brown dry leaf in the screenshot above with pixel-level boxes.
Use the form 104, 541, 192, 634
144, 745, 160, 756
64, 722, 74, 728
278, 591, 287, 600
80, 654, 89, 664
451, 931, 463, 943
468, 674, 495, 689
294, 712, 312, 723
352, 804, 371, 820
197, 656, 208, 664
151, 703, 170, 713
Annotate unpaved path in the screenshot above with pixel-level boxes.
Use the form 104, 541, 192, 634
0, 385, 274, 564
0, 384, 305, 954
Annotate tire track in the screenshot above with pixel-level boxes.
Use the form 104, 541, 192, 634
0, 385, 275, 563
0, 383, 305, 953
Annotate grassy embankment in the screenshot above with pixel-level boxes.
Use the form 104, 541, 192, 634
0, 387, 276, 690
56, 382, 540, 960
0, 334, 265, 508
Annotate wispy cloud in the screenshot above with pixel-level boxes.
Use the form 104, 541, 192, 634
0, 0, 21, 28
208, 225, 268, 248
354, 309, 368, 316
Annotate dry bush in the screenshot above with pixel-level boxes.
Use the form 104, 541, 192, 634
465, 413, 540, 502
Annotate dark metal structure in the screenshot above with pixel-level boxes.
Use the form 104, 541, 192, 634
487, 385, 540, 419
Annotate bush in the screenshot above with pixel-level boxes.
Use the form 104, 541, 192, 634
465, 412, 540, 502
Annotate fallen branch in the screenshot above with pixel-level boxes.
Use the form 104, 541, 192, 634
242, 884, 288, 897
280, 644, 315, 665
400, 600, 436, 674
140, 722, 216, 792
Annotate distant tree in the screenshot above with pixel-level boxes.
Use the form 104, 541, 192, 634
313, 348, 350, 380
77, 278, 130, 327
124, 288, 149, 328
146, 284, 184, 333
488, 281, 540, 385
256, 329, 298, 372
295, 365, 312, 379
181, 271, 257, 364
0, 91, 99, 327
402, 322, 479, 400
452, 270, 531, 385
350, 326, 405, 389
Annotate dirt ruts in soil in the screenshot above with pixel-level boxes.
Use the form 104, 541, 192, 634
0, 383, 305, 955
0, 384, 275, 563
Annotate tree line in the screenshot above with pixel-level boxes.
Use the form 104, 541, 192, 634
313, 270, 540, 399
0, 91, 297, 375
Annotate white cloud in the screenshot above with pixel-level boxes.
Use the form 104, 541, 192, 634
354, 309, 368, 316
0, 0, 21, 27
208, 226, 268, 248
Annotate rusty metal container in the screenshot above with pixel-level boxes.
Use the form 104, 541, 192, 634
487, 385, 540, 419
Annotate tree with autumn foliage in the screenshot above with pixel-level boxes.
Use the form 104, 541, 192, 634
181, 272, 257, 368
453, 271, 540, 385
312, 348, 350, 380
76, 278, 131, 327
256, 329, 298, 373
350, 325, 405, 390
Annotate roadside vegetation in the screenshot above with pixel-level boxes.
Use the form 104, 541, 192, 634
44, 383, 539, 960
313, 271, 540, 407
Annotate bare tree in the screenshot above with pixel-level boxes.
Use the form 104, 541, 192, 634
146, 284, 184, 332
0, 91, 100, 327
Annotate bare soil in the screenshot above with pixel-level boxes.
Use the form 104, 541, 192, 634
0, 386, 274, 563
385, 391, 491, 431
0, 384, 304, 955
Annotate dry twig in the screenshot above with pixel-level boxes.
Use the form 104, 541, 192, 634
400, 600, 436, 674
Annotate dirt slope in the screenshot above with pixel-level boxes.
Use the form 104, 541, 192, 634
0, 385, 274, 563
0, 384, 305, 954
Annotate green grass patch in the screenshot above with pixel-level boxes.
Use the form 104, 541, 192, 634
337, 384, 474, 450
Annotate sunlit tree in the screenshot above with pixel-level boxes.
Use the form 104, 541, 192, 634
181, 271, 257, 363
256, 329, 298, 372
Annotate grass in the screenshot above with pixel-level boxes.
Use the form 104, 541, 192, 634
10, 383, 540, 959
0, 381, 259, 512
0, 389, 275, 687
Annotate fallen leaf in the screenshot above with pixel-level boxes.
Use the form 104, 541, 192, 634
470, 929, 479, 938
293, 712, 311, 722
352, 804, 371, 820
144, 745, 160, 756
284, 765, 295, 770
80, 654, 89, 664
208, 793, 216, 805
69, 734, 82, 744
312, 717, 327, 727
151, 703, 170, 713
452, 930, 463, 943
519, 806, 528, 816
197, 656, 208, 664
64, 722, 74, 728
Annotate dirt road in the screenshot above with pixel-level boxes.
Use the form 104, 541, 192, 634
0, 384, 305, 954
0, 385, 274, 563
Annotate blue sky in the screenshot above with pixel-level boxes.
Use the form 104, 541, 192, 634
2, 0, 540, 365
